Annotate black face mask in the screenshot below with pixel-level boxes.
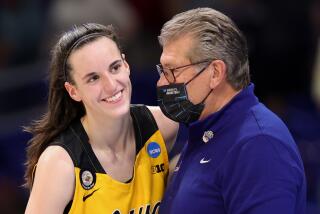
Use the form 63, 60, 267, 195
157, 66, 212, 124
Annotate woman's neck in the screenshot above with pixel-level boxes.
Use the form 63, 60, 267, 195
81, 112, 134, 153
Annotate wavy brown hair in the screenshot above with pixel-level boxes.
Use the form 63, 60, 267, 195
24, 23, 121, 189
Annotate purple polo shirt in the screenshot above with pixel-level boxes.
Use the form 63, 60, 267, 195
160, 84, 306, 214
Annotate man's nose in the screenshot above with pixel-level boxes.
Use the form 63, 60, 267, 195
157, 74, 169, 87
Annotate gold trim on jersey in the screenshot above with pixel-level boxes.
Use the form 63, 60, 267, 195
70, 130, 168, 214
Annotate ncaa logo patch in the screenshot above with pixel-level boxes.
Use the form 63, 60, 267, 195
80, 169, 96, 190
147, 142, 161, 158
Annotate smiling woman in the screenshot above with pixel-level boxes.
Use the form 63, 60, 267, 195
64, 36, 131, 119
24, 23, 178, 214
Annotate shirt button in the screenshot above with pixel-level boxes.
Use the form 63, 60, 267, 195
202, 130, 214, 143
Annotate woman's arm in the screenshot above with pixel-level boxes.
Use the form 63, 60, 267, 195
147, 106, 179, 153
25, 146, 75, 214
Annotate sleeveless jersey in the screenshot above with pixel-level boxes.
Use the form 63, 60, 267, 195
50, 105, 169, 214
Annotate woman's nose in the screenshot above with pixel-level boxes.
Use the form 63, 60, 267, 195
102, 73, 117, 93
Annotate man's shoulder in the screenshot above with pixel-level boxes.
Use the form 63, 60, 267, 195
223, 103, 301, 159
239, 103, 293, 142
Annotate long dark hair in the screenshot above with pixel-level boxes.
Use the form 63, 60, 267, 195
24, 23, 121, 188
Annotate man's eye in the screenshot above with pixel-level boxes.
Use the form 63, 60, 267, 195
164, 70, 170, 77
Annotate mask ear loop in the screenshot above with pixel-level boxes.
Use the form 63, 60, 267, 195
185, 63, 213, 104
200, 88, 213, 103
185, 63, 209, 85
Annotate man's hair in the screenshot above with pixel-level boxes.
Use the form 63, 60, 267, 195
159, 8, 250, 90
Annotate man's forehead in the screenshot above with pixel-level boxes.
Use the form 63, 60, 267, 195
161, 42, 193, 67
160, 54, 188, 68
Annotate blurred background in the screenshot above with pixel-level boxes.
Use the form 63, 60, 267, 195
0, 0, 320, 213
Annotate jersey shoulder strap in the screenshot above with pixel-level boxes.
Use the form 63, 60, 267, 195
130, 104, 159, 153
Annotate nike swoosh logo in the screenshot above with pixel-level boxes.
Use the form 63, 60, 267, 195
83, 188, 100, 202
200, 158, 211, 164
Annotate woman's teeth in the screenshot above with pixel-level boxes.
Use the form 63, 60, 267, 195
105, 91, 122, 103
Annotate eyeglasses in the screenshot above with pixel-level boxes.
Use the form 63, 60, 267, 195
156, 60, 210, 83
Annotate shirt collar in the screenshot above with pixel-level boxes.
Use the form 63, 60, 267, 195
188, 83, 259, 144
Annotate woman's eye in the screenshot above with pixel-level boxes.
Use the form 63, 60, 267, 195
88, 74, 99, 83
111, 63, 122, 73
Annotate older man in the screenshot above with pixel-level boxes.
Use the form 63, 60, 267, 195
156, 7, 306, 214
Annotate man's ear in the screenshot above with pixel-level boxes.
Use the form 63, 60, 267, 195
64, 82, 82, 102
209, 60, 227, 89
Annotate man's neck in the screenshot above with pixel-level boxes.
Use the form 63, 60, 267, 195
200, 83, 241, 120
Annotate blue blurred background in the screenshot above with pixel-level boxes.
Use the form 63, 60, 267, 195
1, 0, 320, 213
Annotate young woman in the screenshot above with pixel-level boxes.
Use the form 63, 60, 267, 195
24, 23, 178, 214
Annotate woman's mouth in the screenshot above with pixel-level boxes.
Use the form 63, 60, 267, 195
102, 90, 123, 103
